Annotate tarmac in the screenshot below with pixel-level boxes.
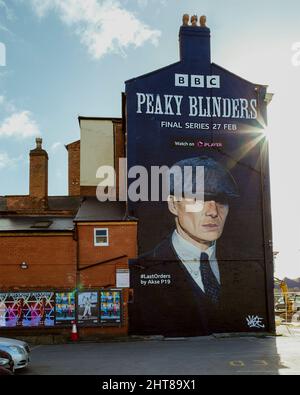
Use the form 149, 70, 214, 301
18, 325, 300, 375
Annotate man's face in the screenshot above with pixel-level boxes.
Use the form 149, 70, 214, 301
168, 197, 229, 244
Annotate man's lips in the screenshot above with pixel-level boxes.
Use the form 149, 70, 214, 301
202, 224, 220, 230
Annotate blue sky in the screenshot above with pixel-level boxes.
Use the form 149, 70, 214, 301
0, 0, 300, 278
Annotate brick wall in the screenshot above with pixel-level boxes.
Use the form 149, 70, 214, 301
77, 222, 137, 336
77, 222, 137, 287
80, 186, 97, 197
67, 141, 80, 196
114, 120, 125, 197
0, 234, 76, 290
6, 196, 48, 211
29, 149, 48, 200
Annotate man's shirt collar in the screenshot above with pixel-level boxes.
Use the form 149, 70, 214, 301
172, 230, 216, 262
171, 230, 220, 288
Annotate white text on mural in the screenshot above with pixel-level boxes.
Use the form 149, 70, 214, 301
136, 93, 258, 120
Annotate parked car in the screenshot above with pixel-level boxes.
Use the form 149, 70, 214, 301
0, 338, 30, 370
0, 337, 30, 354
0, 364, 13, 376
0, 349, 14, 373
0, 358, 13, 375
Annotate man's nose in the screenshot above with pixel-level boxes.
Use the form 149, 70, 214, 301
204, 200, 218, 218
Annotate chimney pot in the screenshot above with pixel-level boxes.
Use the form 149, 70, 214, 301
179, 14, 211, 65
36, 137, 43, 150
191, 15, 198, 27
182, 14, 189, 26
200, 15, 207, 27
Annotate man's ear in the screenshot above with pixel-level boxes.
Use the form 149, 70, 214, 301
167, 195, 178, 216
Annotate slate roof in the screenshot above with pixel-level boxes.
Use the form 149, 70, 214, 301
0, 216, 75, 232
74, 197, 131, 222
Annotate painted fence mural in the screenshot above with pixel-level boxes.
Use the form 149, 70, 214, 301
0, 290, 122, 328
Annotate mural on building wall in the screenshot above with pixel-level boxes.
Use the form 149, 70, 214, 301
55, 292, 76, 325
126, 20, 273, 336
0, 292, 55, 327
100, 291, 122, 324
77, 291, 99, 325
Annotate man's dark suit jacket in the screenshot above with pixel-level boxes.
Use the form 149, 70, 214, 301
129, 235, 268, 337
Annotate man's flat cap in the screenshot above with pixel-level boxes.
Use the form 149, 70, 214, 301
169, 156, 240, 200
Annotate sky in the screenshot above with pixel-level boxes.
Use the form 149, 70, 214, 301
0, 0, 300, 279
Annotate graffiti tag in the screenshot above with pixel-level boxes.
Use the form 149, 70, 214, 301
246, 315, 265, 329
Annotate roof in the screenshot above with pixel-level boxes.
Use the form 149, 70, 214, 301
0, 217, 75, 232
0, 196, 81, 214
48, 196, 82, 212
78, 116, 122, 125
75, 198, 134, 222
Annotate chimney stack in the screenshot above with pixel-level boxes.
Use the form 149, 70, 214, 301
29, 138, 48, 200
179, 14, 211, 66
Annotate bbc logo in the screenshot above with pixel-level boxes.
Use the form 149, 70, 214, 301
175, 74, 220, 88
0, 42, 6, 67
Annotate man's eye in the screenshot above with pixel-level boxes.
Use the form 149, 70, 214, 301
217, 202, 228, 208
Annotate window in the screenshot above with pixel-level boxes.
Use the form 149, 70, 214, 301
94, 228, 109, 246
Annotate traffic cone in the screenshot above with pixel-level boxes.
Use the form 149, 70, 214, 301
71, 321, 79, 342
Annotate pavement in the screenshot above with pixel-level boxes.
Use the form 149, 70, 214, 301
18, 327, 300, 375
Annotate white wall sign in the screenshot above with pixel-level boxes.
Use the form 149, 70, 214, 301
116, 269, 130, 288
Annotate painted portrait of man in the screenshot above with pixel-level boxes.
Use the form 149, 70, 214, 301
151, 156, 239, 304
129, 156, 267, 337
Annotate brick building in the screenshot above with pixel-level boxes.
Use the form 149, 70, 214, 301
0, 117, 137, 340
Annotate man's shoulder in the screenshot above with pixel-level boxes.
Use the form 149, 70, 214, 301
139, 235, 177, 261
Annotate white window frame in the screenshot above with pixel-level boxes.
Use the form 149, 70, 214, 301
94, 228, 109, 247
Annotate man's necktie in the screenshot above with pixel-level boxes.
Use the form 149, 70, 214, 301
200, 252, 220, 304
